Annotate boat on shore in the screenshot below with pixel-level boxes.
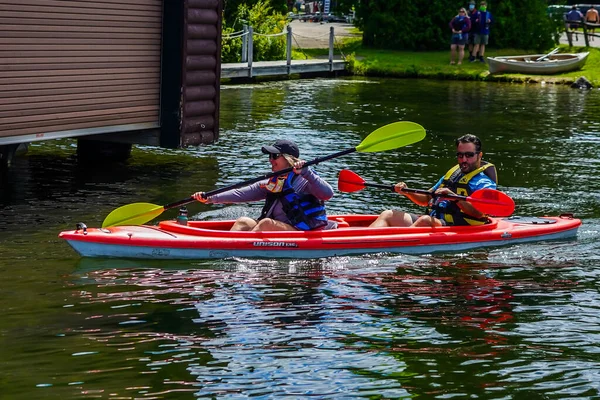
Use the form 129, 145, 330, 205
59, 214, 581, 260
487, 52, 589, 75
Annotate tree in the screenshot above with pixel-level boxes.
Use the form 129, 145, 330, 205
356, 0, 560, 51
222, 0, 288, 62
223, 0, 289, 28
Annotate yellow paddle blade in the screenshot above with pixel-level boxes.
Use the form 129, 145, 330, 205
102, 202, 165, 228
356, 121, 426, 153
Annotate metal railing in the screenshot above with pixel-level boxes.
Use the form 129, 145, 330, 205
222, 24, 341, 72
564, 19, 600, 47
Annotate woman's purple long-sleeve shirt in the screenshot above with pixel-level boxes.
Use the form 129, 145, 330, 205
205, 168, 334, 223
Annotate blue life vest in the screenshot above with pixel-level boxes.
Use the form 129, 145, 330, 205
259, 173, 328, 230
429, 161, 497, 226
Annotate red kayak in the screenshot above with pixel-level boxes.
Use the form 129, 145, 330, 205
59, 214, 581, 259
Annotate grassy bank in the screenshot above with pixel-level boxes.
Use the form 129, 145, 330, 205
300, 37, 600, 85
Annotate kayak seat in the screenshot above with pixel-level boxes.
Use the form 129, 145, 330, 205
334, 217, 350, 228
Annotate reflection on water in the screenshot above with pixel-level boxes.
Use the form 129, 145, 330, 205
1, 78, 600, 398
21, 259, 596, 398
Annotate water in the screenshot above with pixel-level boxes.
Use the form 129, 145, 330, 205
1, 77, 600, 399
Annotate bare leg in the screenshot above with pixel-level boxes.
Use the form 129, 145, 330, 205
450, 44, 457, 64
230, 216, 258, 231
369, 210, 415, 228
458, 45, 465, 64
472, 44, 480, 59
252, 218, 297, 232
411, 215, 444, 227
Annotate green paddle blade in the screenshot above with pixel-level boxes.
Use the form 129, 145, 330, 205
102, 202, 164, 228
356, 121, 426, 153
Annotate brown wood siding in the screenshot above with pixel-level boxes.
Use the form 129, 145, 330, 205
180, 0, 221, 146
0, 0, 162, 140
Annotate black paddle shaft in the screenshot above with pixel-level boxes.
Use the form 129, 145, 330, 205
363, 182, 468, 201
163, 148, 357, 211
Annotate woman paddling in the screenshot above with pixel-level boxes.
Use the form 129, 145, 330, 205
192, 139, 336, 232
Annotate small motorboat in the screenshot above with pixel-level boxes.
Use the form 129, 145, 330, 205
487, 52, 589, 75
58, 214, 581, 260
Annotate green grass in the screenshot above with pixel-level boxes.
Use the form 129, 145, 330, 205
296, 36, 600, 85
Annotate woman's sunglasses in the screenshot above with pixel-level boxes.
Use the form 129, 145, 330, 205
269, 153, 282, 160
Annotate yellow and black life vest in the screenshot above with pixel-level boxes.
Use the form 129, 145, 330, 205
429, 161, 497, 226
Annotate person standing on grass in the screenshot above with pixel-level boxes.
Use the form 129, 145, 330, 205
566, 5, 583, 42
472, 1, 493, 63
467, 0, 478, 61
585, 5, 599, 41
449, 8, 471, 65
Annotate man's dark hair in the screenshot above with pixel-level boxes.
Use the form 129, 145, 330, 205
456, 134, 482, 152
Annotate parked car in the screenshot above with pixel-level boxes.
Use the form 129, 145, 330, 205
324, 14, 348, 23
547, 4, 571, 19
574, 4, 596, 16
299, 13, 348, 23
299, 13, 316, 22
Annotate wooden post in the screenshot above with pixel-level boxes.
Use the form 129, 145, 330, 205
329, 26, 334, 71
241, 25, 248, 63
583, 22, 590, 47
565, 23, 573, 47
287, 25, 292, 74
248, 26, 253, 78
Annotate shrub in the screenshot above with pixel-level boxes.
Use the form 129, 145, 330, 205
221, 0, 287, 62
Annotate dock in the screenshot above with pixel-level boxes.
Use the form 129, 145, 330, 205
220, 24, 348, 80
221, 59, 347, 79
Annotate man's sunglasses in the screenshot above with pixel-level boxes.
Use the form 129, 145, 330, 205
269, 153, 282, 160
456, 151, 479, 158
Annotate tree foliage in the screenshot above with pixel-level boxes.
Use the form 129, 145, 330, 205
355, 0, 561, 51
223, 0, 288, 29
221, 0, 288, 63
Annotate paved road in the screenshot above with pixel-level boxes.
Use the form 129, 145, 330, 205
289, 20, 358, 49
289, 23, 596, 51
559, 31, 600, 47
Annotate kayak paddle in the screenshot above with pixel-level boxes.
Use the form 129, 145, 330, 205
102, 121, 427, 228
337, 169, 515, 217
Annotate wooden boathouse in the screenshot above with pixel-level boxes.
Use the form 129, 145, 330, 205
0, 0, 223, 165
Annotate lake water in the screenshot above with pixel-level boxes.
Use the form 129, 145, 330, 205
1, 77, 599, 399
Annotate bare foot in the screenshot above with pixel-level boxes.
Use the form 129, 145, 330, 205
457, 62, 462, 65
450, 61, 456, 65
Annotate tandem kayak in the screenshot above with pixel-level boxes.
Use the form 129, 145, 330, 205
58, 214, 581, 260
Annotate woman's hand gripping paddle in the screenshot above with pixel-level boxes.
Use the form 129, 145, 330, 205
337, 169, 515, 217
102, 121, 427, 228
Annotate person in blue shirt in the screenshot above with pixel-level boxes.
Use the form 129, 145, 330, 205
472, 1, 493, 63
566, 5, 584, 42
369, 134, 498, 228
467, 0, 478, 61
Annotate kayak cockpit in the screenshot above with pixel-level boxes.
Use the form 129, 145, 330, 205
156, 214, 500, 238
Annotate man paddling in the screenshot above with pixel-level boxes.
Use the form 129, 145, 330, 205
369, 134, 497, 228
192, 139, 336, 232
